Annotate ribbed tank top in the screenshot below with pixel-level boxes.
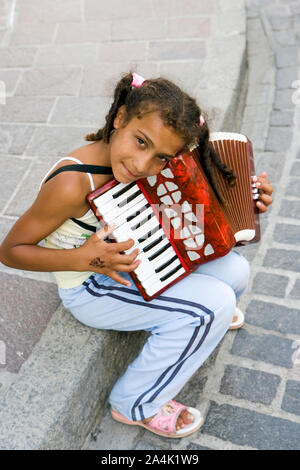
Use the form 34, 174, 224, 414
39, 156, 112, 289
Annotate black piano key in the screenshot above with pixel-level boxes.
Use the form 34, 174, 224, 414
137, 224, 160, 243
112, 181, 136, 199
155, 254, 178, 273
131, 212, 155, 231
126, 203, 150, 222
160, 264, 182, 282
118, 189, 141, 208
143, 234, 164, 253
148, 242, 171, 262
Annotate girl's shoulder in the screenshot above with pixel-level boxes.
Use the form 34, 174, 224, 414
39, 142, 111, 218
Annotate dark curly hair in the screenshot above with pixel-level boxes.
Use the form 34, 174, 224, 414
85, 72, 236, 205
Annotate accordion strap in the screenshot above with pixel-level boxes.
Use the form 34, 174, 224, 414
43, 163, 112, 233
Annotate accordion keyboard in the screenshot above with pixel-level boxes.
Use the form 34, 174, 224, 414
93, 182, 185, 297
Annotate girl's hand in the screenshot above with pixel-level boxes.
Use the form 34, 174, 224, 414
77, 224, 140, 287
253, 172, 274, 213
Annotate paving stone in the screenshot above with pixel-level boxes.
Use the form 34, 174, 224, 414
263, 248, 300, 272
291, 161, 300, 176
273, 223, 300, 245
274, 89, 295, 110
0, 47, 37, 68
0, 216, 16, 244
111, 17, 166, 41
0, 96, 54, 123
15, 67, 82, 97
134, 440, 166, 450
8, 22, 56, 46
284, 178, 300, 198
265, 126, 293, 151
55, 21, 111, 43
289, 279, 300, 299
185, 442, 212, 450
25, 126, 92, 157
275, 47, 299, 68
270, 110, 294, 126
245, 299, 300, 335
35, 45, 98, 66
14, 0, 82, 24
148, 40, 206, 61
269, 14, 292, 30
98, 41, 146, 63
252, 272, 289, 297
168, 17, 211, 39
231, 329, 294, 368
85, 0, 153, 20
202, 401, 300, 450
273, 30, 297, 47
0, 272, 60, 373
0, 124, 35, 155
220, 365, 281, 405
281, 380, 300, 416
0, 70, 22, 96
0, 156, 30, 212
278, 198, 300, 219
50, 96, 111, 126
276, 67, 299, 89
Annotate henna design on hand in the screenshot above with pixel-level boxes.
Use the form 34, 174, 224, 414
89, 257, 105, 268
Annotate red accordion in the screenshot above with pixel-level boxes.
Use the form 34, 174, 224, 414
87, 132, 260, 301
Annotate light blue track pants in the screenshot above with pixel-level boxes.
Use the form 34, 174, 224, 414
58, 249, 250, 422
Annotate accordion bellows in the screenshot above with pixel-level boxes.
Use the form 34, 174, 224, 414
87, 132, 260, 301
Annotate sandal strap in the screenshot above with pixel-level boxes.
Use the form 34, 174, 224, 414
147, 400, 187, 434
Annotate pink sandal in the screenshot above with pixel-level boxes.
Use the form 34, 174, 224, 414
111, 399, 204, 439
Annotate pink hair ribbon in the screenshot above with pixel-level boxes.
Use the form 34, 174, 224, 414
131, 72, 146, 88
200, 114, 205, 126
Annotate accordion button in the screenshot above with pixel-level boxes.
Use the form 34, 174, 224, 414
183, 238, 197, 248
185, 212, 197, 222
189, 224, 202, 235
160, 195, 173, 205
171, 217, 181, 229
204, 244, 215, 256
195, 234, 204, 247
187, 251, 201, 261
164, 207, 178, 219
147, 175, 157, 186
157, 183, 167, 196
172, 191, 182, 203
165, 182, 178, 191
180, 227, 190, 239
161, 168, 174, 178
182, 201, 192, 213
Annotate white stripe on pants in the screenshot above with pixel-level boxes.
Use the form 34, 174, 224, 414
58, 249, 250, 421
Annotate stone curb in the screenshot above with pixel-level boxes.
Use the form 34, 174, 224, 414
0, 0, 247, 450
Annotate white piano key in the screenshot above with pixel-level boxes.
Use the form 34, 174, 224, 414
144, 266, 186, 297
99, 186, 143, 214
134, 247, 179, 283
94, 182, 133, 206
100, 192, 146, 221
113, 214, 159, 243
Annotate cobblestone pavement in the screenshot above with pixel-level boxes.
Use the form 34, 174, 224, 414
86, 0, 300, 451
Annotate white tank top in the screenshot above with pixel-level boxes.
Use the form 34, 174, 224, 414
39, 157, 103, 289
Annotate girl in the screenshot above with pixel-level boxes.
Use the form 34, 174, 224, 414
0, 72, 273, 439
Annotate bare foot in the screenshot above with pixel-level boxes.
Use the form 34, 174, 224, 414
232, 314, 238, 323
143, 409, 194, 431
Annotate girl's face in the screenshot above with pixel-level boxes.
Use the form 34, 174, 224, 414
109, 107, 185, 183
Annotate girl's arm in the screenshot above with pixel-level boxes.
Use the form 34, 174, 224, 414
0, 172, 140, 285
0, 172, 88, 272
